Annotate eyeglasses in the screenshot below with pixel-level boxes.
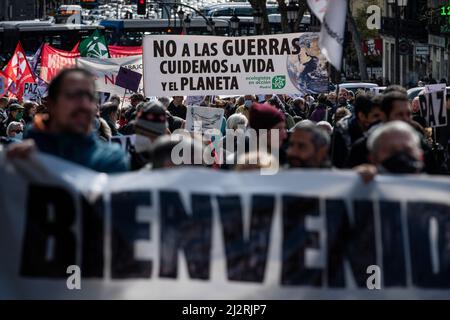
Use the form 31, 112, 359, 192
62, 90, 96, 102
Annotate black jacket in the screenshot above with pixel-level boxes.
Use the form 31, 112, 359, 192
346, 128, 441, 175
167, 102, 187, 120
331, 115, 364, 168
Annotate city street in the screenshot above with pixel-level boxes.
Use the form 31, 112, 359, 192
0, 0, 449, 305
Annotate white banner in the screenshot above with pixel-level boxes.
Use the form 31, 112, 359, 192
23, 82, 41, 102
77, 56, 143, 103
1, 151, 450, 299
418, 83, 448, 128
143, 34, 329, 97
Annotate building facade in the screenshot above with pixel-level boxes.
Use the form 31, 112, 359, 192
380, 0, 449, 86
0, 0, 36, 21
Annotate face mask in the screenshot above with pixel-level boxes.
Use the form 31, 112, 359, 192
288, 155, 313, 169
244, 100, 253, 108
15, 132, 23, 140
15, 111, 23, 121
134, 134, 153, 153
380, 151, 422, 174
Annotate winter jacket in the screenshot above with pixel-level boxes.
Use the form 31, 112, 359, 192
26, 128, 129, 173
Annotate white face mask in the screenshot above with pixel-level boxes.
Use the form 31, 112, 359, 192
134, 134, 153, 153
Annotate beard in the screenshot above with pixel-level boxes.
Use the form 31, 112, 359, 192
288, 156, 314, 168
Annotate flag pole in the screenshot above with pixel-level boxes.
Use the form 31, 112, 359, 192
119, 90, 127, 121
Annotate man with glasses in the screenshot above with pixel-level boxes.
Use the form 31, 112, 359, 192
7, 68, 129, 173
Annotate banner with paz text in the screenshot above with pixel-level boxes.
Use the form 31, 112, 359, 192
143, 33, 329, 97
1, 150, 450, 299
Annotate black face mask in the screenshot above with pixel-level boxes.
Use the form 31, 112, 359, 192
338, 98, 347, 105
380, 152, 422, 174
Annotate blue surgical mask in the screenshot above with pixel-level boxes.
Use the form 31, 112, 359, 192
15, 132, 23, 140
244, 100, 253, 108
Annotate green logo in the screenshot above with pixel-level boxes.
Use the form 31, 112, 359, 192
86, 39, 109, 58
272, 75, 286, 89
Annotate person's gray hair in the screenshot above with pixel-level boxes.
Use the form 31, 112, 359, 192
6, 121, 23, 137
157, 96, 170, 108
291, 121, 330, 149
290, 120, 315, 132
316, 121, 333, 135
226, 113, 248, 130
367, 121, 420, 155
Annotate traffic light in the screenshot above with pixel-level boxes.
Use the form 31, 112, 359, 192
137, 0, 146, 15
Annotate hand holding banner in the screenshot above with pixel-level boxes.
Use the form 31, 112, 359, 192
1, 151, 450, 299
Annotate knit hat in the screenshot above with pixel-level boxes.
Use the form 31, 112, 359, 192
249, 103, 285, 130
135, 101, 167, 136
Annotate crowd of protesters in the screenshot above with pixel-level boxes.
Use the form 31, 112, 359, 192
1, 68, 450, 181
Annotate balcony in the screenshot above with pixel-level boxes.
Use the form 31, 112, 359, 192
380, 17, 428, 41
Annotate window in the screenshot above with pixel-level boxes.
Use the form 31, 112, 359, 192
212, 8, 232, 17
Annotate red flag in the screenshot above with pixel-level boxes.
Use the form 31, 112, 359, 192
3, 42, 36, 101
71, 41, 80, 53
0, 70, 8, 97
40, 44, 80, 83
108, 45, 142, 58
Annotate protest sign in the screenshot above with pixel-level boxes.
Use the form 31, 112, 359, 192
115, 67, 142, 92
1, 152, 450, 299
186, 96, 217, 106
110, 134, 136, 154
97, 92, 111, 105
185, 106, 224, 134
40, 44, 80, 83
143, 33, 328, 97
22, 82, 48, 102
77, 56, 143, 103
418, 84, 448, 128
186, 96, 205, 106
22, 82, 39, 101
